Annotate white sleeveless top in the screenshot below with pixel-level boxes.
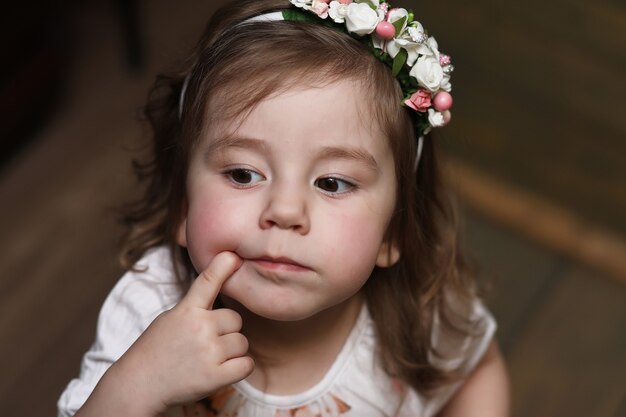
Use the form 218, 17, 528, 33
58, 247, 496, 417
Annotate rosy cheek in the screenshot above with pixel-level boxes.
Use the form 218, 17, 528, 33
323, 211, 382, 260
186, 199, 250, 265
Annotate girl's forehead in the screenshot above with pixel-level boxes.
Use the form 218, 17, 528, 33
204, 79, 382, 143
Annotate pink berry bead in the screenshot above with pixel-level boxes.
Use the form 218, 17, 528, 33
433, 92, 453, 111
338, 0, 352, 4
376, 21, 396, 40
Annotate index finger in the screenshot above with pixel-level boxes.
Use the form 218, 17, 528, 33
179, 252, 242, 310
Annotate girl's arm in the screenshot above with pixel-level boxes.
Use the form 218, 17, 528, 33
74, 363, 160, 417
438, 340, 510, 417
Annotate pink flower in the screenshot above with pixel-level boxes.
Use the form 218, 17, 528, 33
311, 0, 329, 18
404, 89, 432, 112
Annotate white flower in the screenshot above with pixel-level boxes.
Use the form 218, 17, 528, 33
356, 0, 380, 6
345, 2, 382, 35
329, 1, 349, 23
388, 7, 409, 31
440, 74, 452, 92
410, 55, 445, 92
386, 21, 432, 66
407, 26, 427, 43
425, 36, 440, 60
428, 108, 445, 127
290, 0, 312, 8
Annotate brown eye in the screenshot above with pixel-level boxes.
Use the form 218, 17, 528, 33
226, 169, 264, 186
314, 177, 354, 194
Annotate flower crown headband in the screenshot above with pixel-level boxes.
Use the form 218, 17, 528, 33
179, 0, 454, 168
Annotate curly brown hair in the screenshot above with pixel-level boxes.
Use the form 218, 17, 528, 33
120, 0, 480, 394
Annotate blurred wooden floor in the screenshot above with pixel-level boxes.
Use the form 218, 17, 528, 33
0, 1, 625, 416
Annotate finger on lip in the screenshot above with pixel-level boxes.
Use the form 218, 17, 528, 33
179, 252, 243, 310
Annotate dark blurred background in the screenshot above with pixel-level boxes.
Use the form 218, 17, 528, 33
1, 1, 624, 416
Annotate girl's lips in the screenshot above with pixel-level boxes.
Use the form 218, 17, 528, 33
248, 256, 311, 272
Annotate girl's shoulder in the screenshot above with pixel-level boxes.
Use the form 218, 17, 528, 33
431, 296, 497, 372
403, 298, 498, 416
351, 300, 496, 415
94, 245, 185, 348
106, 245, 185, 320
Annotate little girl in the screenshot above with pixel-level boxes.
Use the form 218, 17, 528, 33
59, 0, 508, 416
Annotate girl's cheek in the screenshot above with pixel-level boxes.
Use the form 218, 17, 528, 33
186, 199, 250, 260
322, 210, 386, 263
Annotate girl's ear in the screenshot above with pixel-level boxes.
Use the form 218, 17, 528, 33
176, 217, 188, 247
176, 199, 189, 247
375, 240, 400, 268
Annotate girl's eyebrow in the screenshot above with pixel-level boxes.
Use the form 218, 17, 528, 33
206, 135, 379, 172
316, 146, 379, 173
205, 135, 269, 159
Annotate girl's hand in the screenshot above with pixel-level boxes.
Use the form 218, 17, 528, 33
105, 252, 254, 415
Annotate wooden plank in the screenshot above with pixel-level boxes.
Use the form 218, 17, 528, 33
506, 267, 626, 417
1, 284, 110, 417
448, 159, 626, 282
612, 393, 626, 417
442, 78, 626, 236
461, 208, 566, 353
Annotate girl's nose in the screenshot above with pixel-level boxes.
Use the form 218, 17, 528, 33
259, 183, 310, 234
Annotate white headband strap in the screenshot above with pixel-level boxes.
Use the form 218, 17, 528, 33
415, 136, 424, 171
178, 75, 190, 120
242, 11, 285, 24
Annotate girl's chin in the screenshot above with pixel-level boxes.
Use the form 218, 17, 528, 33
218, 291, 322, 322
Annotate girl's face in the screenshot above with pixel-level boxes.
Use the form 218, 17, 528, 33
177, 80, 398, 321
